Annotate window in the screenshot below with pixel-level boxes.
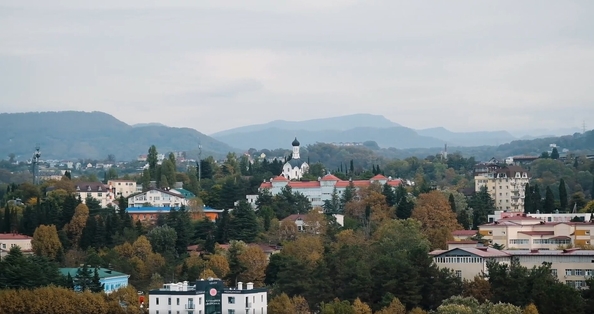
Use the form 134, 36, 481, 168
228, 297, 235, 304
168, 298, 171, 305
455, 270, 462, 278
177, 298, 180, 305
551, 269, 558, 277
228, 310, 235, 314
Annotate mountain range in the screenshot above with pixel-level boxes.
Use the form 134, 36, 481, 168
0, 111, 235, 161
0, 111, 586, 161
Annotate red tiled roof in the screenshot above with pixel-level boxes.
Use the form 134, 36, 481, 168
518, 231, 554, 236
446, 240, 478, 244
0, 233, 32, 240
452, 230, 478, 236
370, 174, 388, 180
282, 214, 306, 222
430, 247, 509, 258
320, 174, 341, 181
272, 175, 288, 182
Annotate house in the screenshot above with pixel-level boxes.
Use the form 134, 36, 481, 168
474, 166, 530, 212
0, 233, 33, 259
126, 206, 223, 223
281, 137, 309, 180
148, 279, 267, 314
107, 180, 137, 198
127, 188, 189, 208
478, 215, 594, 249
59, 267, 130, 294
429, 245, 510, 281
75, 181, 115, 208
248, 173, 404, 208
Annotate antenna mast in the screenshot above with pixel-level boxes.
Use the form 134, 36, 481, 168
32, 144, 41, 185
198, 140, 202, 193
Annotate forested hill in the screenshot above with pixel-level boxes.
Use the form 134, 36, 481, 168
0, 111, 238, 160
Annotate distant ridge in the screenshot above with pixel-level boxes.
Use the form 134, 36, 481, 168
0, 111, 237, 160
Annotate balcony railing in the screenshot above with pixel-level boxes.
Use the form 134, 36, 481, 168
185, 304, 195, 310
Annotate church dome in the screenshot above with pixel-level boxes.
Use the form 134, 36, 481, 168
292, 137, 300, 146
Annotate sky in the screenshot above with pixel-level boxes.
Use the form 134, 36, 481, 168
1, 0, 593, 135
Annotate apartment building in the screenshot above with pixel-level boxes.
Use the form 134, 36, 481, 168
474, 166, 530, 212
479, 215, 594, 250
107, 180, 137, 198
0, 233, 33, 259
75, 182, 114, 208
148, 279, 267, 314
127, 188, 188, 208
489, 210, 592, 224
430, 242, 594, 288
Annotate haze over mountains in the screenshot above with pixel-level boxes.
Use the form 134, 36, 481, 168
0, 111, 586, 160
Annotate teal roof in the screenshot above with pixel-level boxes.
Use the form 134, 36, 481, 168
175, 188, 196, 198
59, 267, 129, 279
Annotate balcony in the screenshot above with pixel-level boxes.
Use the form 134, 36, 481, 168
185, 304, 195, 310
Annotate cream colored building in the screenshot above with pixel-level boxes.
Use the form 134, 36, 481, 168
474, 165, 530, 212
75, 182, 114, 208
479, 216, 594, 250
0, 233, 33, 259
430, 243, 594, 288
107, 180, 137, 198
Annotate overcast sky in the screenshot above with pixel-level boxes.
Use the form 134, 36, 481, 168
1, 0, 593, 135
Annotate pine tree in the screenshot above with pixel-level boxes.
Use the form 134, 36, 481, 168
382, 183, 397, 207
559, 179, 568, 211
551, 147, 560, 159
90, 268, 104, 293
216, 209, 231, 243
448, 193, 457, 212
533, 183, 542, 213
543, 186, 555, 213
457, 209, 471, 229
75, 264, 92, 291
350, 160, 354, 173
229, 201, 258, 243
66, 273, 75, 290
340, 181, 356, 209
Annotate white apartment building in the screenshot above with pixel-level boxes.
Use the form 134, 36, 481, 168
149, 279, 267, 314
75, 182, 115, 208
431, 242, 594, 288
128, 188, 188, 208
488, 210, 592, 224
0, 233, 33, 259
107, 180, 137, 198
249, 173, 404, 208
474, 166, 530, 212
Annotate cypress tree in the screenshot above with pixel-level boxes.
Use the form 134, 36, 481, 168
457, 209, 471, 230
90, 268, 104, 293
448, 193, 457, 213
551, 147, 560, 159
382, 183, 397, 207
3, 206, 11, 233
543, 186, 555, 213
216, 209, 231, 243
524, 183, 532, 213
350, 160, 354, 173
532, 183, 542, 213
559, 179, 568, 211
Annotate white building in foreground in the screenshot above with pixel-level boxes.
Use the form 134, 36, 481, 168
149, 279, 267, 314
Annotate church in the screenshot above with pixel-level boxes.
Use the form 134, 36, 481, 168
281, 137, 309, 180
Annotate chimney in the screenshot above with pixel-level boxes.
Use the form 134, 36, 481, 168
530, 249, 539, 253
237, 282, 243, 290
246, 282, 254, 290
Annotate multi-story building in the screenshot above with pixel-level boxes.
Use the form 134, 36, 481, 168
74, 181, 115, 208
127, 206, 223, 224
59, 267, 130, 294
0, 233, 33, 259
107, 180, 137, 198
148, 279, 267, 314
474, 165, 530, 212
430, 242, 594, 288
488, 210, 592, 224
127, 188, 189, 208
479, 215, 594, 249
248, 173, 404, 208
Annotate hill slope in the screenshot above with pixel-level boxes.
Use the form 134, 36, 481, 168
210, 113, 401, 137
0, 111, 237, 160
416, 127, 517, 146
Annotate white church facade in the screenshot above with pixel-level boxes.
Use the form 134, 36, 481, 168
281, 137, 309, 180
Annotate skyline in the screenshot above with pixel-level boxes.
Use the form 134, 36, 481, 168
1, 1, 593, 134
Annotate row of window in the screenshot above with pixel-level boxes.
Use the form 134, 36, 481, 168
567, 280, 587, 289
565, 269, 594, 276
434, 256, 485, 264
155, 297, 202, 306
508, 239, 571, 245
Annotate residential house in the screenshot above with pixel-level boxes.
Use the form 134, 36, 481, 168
430, 245, 510, 281
107, 180, 137, 198
149, 279, 267, 314
59, 268, 130, 294
75, 182, 114, 208
474, 166, 530, 212
0, 233, 33, 259
127, 188, 188, 208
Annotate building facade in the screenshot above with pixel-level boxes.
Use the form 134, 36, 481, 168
75, 182, 115, 208
488, 210, 592, 224
478, 216, 594, 249
474, 166, 530, 212
249, 173, 404, 208
430, 245, 510, 281
0, 233, 33, 259
128, 188, 189, 208
107, 180, 137, 198
149, 279, 267, 314
281, 138, 309, 180
59, 268, 129, 294
126, 206, 223, 223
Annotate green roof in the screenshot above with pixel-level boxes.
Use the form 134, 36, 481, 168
175, 188, 196, 198
59, 267, 129, 279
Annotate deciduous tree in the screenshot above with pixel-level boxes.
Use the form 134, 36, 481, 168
237, 245, 268, 287
411, 191, 461, 249
64, 203, 89, 248
32, 224, 63, 260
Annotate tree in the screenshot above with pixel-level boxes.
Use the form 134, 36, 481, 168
411, 191, 462, 249
207, 254, 230, 279
543, 186, 555, 213
237, 245, 268, 287
74, 264, 93, 291
147, 145, 158, 180
551, 148, 559, 160
229, 201, 259, 243
469, 186, 495, 228
268, 293, 296, 314
395, 185, 414, 219
382, 183, 397, 208
532, 183, 542, 213
457, 209, 471, 230
32, 224, 63, 260
559, 179, 568, 211
216, 209, 231, 243
524, 183, 533, 213
351, 298, 372, 314
523, 304, 539, 314
90, 268, 104, 293
375, 297, 406, 314
448, 193, 457, 213
147, 225, 177, 257
64, 203, 90, 248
